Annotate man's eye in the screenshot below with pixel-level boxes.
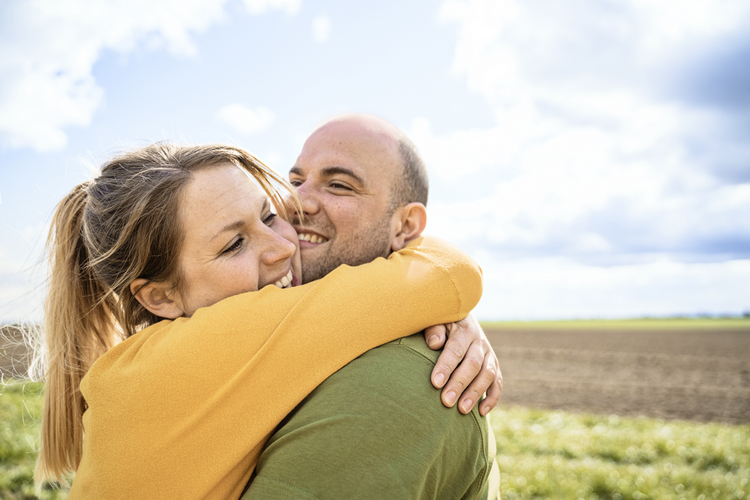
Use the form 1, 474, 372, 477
263, 213, 277, 225
330, 182, 351, 190
223, 238, 243, 254
289, 179, 303, 187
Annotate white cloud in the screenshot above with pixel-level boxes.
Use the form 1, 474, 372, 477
418, 0, 750, 317
312, 15, 331, 43
0, 0, 302, 153
418, 104, 750, 260
422, 0, 750, 265
242, 0, 300, 15
216, 104, 275, 135
439, 0, 750, 105
409, 118, 506, 183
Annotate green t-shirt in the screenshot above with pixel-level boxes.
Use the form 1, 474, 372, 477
242, 333, 501, 499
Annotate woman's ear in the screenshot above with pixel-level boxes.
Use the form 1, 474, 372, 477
390, 202, 428, 253
129, 278, 184, 320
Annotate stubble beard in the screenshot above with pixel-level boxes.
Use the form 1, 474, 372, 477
298, 212, 394, 284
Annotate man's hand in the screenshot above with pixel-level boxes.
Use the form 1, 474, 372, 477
424, 314, 503, 416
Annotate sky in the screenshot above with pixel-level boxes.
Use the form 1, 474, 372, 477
0, 0, 749, 322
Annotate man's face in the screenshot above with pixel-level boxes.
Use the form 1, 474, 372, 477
289, 120, 400, 283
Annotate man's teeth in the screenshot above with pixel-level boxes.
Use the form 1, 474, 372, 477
274, 270, 293, 289
298, 233, 328, 244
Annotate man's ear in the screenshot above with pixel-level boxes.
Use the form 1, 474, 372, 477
390, 202, 427, 253
129, 278, 184, 320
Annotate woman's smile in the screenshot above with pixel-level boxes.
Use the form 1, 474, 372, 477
273, 269, 299, 289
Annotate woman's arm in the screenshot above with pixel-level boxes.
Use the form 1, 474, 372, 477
183, 234, 482, 386
100, 234, 482, 425
77, 235, 482, 500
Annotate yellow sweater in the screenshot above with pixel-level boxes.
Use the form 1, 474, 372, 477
71, 236, 482, 499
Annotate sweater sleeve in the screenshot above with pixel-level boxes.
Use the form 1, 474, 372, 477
188, 234, 482, 382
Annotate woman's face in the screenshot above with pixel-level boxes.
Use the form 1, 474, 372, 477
171, 164, 302, 317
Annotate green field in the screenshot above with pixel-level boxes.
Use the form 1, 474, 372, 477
491, 407, 749, 500
2, 379, 749, 499
0, 380, 66, 500
480, 317, 750, 330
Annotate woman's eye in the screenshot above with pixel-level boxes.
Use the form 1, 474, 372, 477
223, 238, 243, 254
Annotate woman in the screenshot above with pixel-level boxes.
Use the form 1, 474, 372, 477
36, 143, 486, 499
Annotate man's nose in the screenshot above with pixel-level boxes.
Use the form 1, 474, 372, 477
293, 183, 320, 217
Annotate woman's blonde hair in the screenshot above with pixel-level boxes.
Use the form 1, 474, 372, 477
35, 143, 300, 485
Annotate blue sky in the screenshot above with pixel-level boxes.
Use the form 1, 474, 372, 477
1, 0, 749, 321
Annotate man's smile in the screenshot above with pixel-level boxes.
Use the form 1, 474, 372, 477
296, 230, 330, 246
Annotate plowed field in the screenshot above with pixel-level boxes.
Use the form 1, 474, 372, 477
484, 322, 750, 424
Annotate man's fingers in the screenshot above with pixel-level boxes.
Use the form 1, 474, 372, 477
455, 345, 497, 414
439, 339, 485, 408
480, 369, 503, 416
431, 322, 471, 389
428, 311, 504, 415
424, 323, 448, 351
477, 340, 502, 416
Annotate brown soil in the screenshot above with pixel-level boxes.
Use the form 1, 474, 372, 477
485, 326, 750, 425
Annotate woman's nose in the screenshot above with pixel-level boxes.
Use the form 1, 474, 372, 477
261, 227, 297, 265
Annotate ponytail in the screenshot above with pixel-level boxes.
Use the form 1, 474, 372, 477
35, 183, 120, 485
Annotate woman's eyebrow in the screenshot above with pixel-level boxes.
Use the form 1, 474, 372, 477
210, 199, 270, 242
211, 220, 245, 242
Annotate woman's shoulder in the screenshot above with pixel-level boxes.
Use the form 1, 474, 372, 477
82, 320, 175, 387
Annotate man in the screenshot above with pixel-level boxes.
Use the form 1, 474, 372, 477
243, 114, 502, 499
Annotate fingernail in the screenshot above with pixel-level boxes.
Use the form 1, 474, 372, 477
434, 372, 445, 387
445, 391, 457, 406
461, 398, 473, 413
480, 405, 489, 416
428, 335, 439, 347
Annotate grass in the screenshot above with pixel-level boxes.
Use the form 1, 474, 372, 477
480, 318, 750, 330
490, 406, 750, 500
1, 380, 748, 499
0, 380, 67, 500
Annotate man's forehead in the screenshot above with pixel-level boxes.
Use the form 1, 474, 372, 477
293, 122, 399, 178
